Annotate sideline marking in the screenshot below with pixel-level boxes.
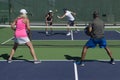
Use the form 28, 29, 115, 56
1, 37, 14, 45
116, 30, 120, 33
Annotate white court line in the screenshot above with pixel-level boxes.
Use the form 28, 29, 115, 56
115, 30, 120, 33
74, 62, 79, 80
0, 59, 119, 62
1, 24, 120, 28
1, 37, 14, 45
0, 59, 120, 61
71, 30, 74, 40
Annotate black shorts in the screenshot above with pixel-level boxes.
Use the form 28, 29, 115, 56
46, 20, 52, 26
68, 20, 74, 26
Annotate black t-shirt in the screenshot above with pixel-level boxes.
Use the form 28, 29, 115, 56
46, 13, 53, 21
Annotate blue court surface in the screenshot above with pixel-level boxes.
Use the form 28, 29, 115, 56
0, 61, 75, 80
78, 61, 120, 80
31, 30, 120, 40
0, 60, 120, 80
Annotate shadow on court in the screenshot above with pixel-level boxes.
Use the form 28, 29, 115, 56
0, 54, 9, 60
0, 53, 29, 62
64, 55, 81, 61
64, 55, 111, 64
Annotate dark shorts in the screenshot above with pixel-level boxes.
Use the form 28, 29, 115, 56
46, 20, 52, 26
68, 20, 74, 26
85, 38, 107, 48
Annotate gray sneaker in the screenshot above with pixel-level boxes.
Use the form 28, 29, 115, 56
7, 60, 12, 63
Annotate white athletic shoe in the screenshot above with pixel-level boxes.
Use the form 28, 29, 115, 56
76, 29, 80, 31
66, 32, 71, 36
75, 29, 80, 33
34, 60, 41, 64
46, 31, 48, 35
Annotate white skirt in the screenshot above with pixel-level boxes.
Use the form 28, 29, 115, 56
14, 37, 30, 44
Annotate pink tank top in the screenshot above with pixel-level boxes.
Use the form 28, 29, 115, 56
15, 18, 28, 38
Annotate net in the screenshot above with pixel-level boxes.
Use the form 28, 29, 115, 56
0, 25, 120, 48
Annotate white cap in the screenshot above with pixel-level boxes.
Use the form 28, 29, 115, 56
49, 10, 52, 12
20, 9, 27, 14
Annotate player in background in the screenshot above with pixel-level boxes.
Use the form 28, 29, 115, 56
8, 9, 41, 64
57, 8, 78, 36
76, 11, 115, 66
45, 10, 53, 35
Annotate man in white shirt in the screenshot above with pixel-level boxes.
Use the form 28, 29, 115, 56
57, 9, 76, 36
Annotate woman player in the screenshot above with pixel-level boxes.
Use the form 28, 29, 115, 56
8, 9, 41, 64
45, 10, 53, 35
